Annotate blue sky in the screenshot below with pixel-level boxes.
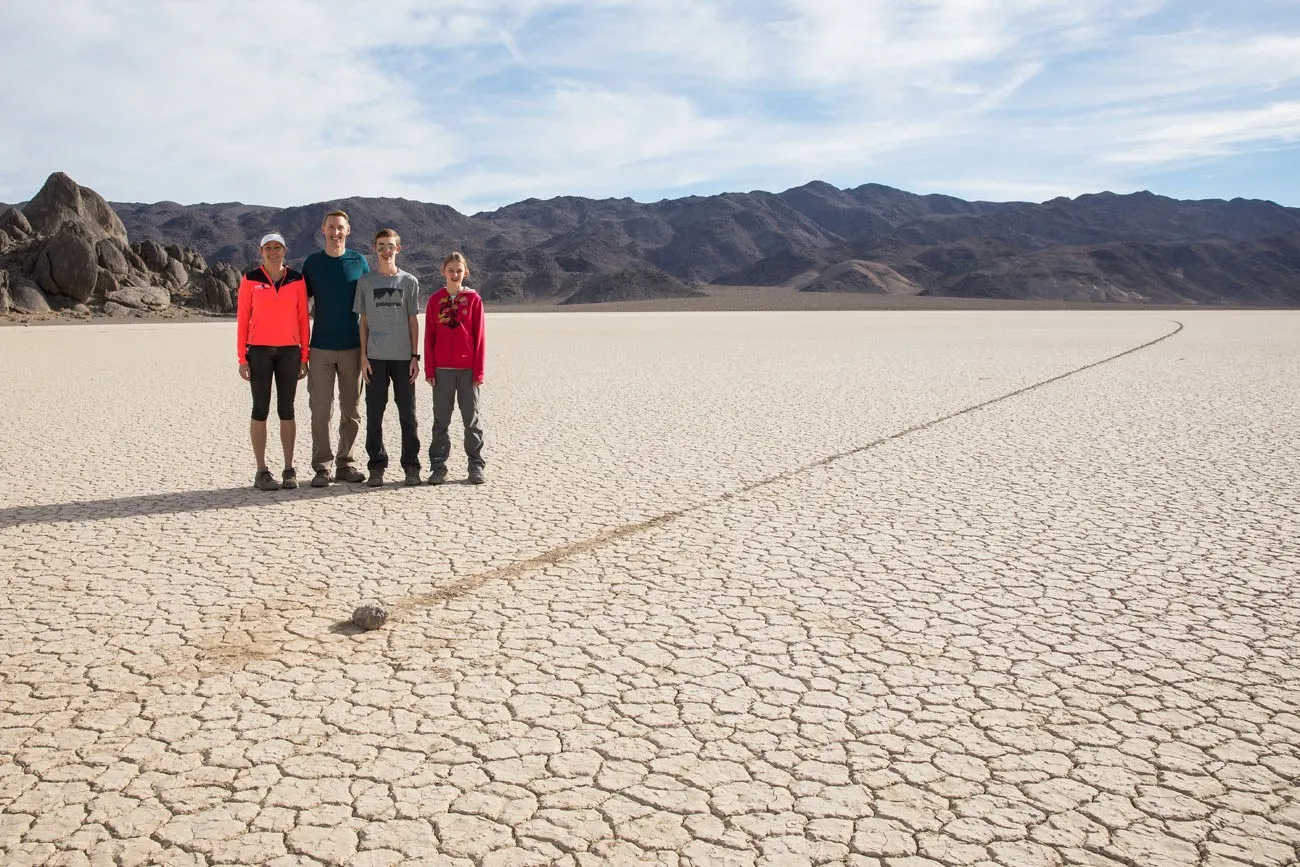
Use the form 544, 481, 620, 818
2, 0, 1297, 212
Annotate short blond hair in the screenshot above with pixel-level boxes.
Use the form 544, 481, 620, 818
374, 228, 400, 245
442, 252, 469, 270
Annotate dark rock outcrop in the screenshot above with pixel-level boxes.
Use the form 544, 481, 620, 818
10, 276, 51, 313
23, 172, 128, 244
136, 239, 168, 271
34, 224, 99, 302
0, 207, 32, 239
96, 238, 130, 274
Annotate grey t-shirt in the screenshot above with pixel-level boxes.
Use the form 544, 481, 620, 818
354, 269, 420, 360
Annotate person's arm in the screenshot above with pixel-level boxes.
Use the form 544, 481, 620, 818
470, 294, 485, 386
407, 315, 420, 384
423, 293, 436, 384
359, 314, 372, 382
296, 278, 310, 372
236, 275, 252, 374
356, 284, 372, 383
405, 278, 421, 384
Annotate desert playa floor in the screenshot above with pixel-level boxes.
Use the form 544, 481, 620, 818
1, 311, 1297, 867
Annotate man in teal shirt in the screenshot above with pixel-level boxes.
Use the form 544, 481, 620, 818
303, 209, 370, 486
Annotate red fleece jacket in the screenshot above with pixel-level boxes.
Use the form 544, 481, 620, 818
236, 265, 310, 363
423, 287, 485, 383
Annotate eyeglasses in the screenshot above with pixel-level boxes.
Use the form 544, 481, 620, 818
375, 243, 398, 251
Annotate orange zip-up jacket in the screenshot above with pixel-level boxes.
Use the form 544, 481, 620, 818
236, 265, 310, 363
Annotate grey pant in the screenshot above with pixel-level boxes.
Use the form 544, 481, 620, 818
308, 348, 362, 472
429, 368, 484, 469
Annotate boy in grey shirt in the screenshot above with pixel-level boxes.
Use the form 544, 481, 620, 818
354, 228, 422, 487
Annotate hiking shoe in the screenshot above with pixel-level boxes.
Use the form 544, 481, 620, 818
366, 469, 385, 487
336, 466, 366, 483
427, 466, 448, 486
404, 469, 423, 487
310, 469, 331, 488
468, 466, 486, 485
254, 468, 278, 491
281, 467, 298, 489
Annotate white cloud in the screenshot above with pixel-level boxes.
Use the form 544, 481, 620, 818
1, 0, 1298, 209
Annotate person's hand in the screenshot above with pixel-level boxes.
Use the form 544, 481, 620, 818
426, 374, 435, 386
408, 358, 420, 384
239, 362, 251, 381
298, 362, 308, 380
361, 357, 372, 384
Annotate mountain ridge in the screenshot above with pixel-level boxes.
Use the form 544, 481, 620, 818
102, 181, 1300, 307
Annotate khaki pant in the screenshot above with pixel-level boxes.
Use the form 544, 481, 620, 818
307, 348, 362, 473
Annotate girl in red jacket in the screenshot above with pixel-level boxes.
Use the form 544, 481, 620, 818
423, 252, 486, 484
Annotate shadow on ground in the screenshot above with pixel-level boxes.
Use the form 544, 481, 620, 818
0, 484, 369, 528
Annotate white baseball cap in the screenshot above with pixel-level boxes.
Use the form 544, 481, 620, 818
260, 232, 287, 248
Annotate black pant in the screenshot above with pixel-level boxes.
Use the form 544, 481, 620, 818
247, 345, 300, 421
365, 359, 420, 471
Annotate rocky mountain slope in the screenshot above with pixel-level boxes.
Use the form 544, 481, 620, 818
113, 180, 1300, 306
4, 172, 1299, 318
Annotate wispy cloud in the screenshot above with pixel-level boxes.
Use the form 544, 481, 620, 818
1, 0, 1297, 209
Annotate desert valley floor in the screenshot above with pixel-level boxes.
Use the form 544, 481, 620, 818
1, 310, 1297, 866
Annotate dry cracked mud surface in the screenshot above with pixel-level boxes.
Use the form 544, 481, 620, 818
1, 310, 1297, 867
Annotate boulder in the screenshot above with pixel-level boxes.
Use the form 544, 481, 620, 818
0, 232, 10, 254
138, 239, 168, 271
102, 301, 136, 317
23, 172, 128, 244
0, 207, 32, 238
0, 271, 9, 312
96, 238, 130, 274
188, 250, 208, 272
192, 272, 234, 313
106, 285, 170, 309
162, 258, 188, 287
165, 243, 184, 262
124, 247, 147, 272
211, 261, 241, 290
9, 276, 51, 313
95, 269, 120, 297
34, 224, 99, 302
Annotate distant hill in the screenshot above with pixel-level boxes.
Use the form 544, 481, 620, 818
110, 181, 1300, 306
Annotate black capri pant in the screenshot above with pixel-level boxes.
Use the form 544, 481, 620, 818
246, 345, 300, 421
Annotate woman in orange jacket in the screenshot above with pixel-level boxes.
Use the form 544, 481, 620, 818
236, 232, 310, 491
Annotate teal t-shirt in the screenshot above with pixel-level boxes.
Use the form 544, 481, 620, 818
303, 249, 370, 350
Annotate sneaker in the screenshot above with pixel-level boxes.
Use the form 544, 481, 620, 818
468, 466, 486, 485
426, 465, 448, 486
366, 469, 385, 488
281, 467, 298, 489
336, 466, 367, 484
310, 469, 331, 488
254, 468, 278, 491
404, 469, 423, 487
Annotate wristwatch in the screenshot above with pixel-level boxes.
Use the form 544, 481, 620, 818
411, 354, 421, 360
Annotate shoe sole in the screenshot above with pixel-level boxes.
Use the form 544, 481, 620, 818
282, 481, 298, 489
310, 478, 329, 488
